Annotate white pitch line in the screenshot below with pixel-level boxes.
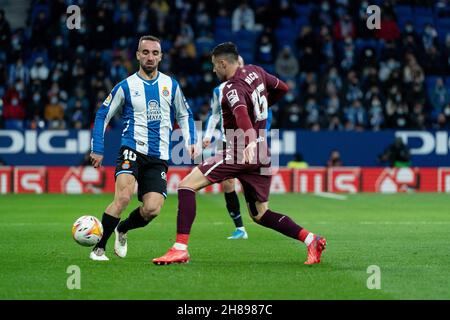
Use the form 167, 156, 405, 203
313, 192, 348, 200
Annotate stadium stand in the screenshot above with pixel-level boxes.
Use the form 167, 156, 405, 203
1, 0, 450, 131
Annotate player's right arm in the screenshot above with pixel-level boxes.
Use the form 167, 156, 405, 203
90, 84, 125, 167
203, 87, 221, 148
222, 84, 258, 163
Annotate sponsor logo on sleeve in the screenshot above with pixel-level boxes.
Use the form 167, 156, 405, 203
103, 93, 112, 106
226, 89, 239, 107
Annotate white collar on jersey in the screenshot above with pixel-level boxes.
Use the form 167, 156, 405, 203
135, 71, 160, 86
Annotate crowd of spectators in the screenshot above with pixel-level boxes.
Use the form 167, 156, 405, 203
1, 0, 450, 132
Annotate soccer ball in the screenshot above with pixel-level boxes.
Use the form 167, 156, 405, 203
72, 215, 103, 247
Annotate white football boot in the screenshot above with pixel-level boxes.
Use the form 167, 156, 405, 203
89, 247, 109, 261
114, 228, 127, 258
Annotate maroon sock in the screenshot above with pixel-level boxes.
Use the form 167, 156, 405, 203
258, 210, 303, 240
176, 188, 196, 235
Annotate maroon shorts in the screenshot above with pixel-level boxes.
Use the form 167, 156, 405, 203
198, 152, 272, 203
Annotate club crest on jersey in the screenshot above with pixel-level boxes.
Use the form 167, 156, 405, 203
103, 93, 112, 106
162, 87, 170, 97
226, 89, 239, 106
122, 160, 130, 169
147, 100, 162, 121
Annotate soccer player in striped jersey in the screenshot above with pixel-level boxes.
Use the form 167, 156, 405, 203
89, 35, 197, 261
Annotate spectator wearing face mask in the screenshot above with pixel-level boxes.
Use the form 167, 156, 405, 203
422, 23, 439, 53
8, 58, 29, 86
333, 14, 356, 41
368, 96, 384, 130
44, 95, 65, 128
69, 99, 89, 129
430, 78, 450, 114
2, 85, 26, 127
275, 46, 299, 80
30, 57, 49, 82
232, 0, 255, 32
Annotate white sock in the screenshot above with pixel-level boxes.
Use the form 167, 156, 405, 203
304, 233, 314, 246
173, 242, 187, 251
237, 227, 246, 231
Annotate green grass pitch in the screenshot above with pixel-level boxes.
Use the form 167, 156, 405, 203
0, 193, 449, 300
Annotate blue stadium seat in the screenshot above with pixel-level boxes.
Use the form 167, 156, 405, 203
260, 63, 275, 75
161, 40, 172, 53
414, 6, 434, 18
279, 17, 295, 29
445, 76, 450, 89
437, 18, 450, 30
252, 0, 270, 7
394, 5, 413, 17
414, 16, 435, 32
294, 4, 312, 16
425, 75, 441, 92
214, 29, 233, 43
214, 17, 231, 30
275, 28, 296, 48
232, 30, 258, 43
239, 51, 254, 64
195, 38, 214, 55
4, 120, 24, 130
295, 17, 309, 30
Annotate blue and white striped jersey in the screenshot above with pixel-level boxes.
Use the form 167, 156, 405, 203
204, 83, 273, 142
91, 72, 196, 161
204, 82, 226, 142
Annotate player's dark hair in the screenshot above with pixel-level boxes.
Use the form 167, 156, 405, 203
211, 42, 239, 62
138, 35, 161, 50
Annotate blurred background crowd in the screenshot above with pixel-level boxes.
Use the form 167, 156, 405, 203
0, 0, 450, 132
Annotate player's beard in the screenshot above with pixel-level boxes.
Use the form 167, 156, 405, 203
141, 63, 157, 77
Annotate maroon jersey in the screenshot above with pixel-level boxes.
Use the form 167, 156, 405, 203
198, 65, 287, 202
220, 64, 281, 136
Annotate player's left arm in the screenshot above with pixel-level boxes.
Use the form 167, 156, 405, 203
173, 82, 198, 158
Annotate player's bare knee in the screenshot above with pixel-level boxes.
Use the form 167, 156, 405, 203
247, 201, 267, 222
141, 203, 162, 220
178, 176, 193, 190
222, 179, 235, 193
115, 194, 131, 212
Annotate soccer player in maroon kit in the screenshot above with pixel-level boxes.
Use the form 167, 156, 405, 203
153, 42, 327, 265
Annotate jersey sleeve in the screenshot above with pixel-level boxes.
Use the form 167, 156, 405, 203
258, 66, 288, 106
204, 88, 221, 140
172, 81, 197, 146
259, 66, 280, 91
91, 83, 125, 155
222, 82, 248, 114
